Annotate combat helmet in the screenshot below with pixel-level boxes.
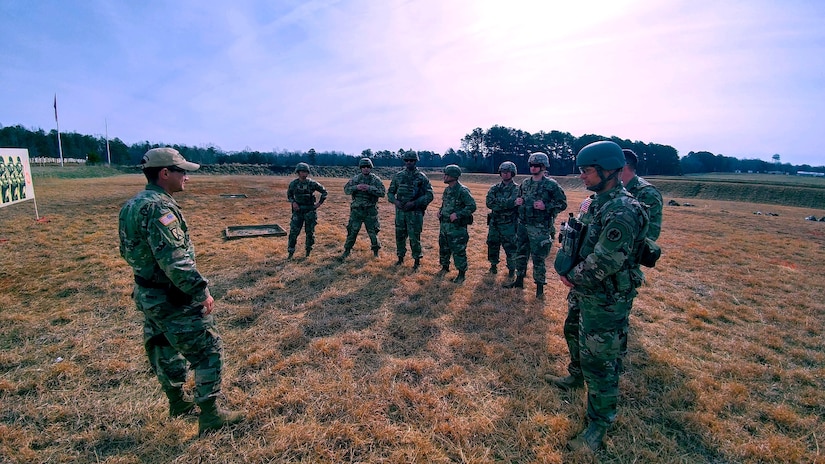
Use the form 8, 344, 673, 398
402, 151, 419, 161
527, 152, 550, 168
359, 158, 374, 168
498, 161, 517, 175
295, 162, 310, 173
576, 141, 625, 170
443, 164, 462, 178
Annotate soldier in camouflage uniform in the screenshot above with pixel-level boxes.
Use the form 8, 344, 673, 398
486, 161, 520, 277
618, 149, 663, 371
387, 151, 433, 269
287, 162, 328, 259
437, 165, 476, 283
0, 157, 9, 203
340, 158, 386, 260
546, 141, 649, 452
118, 148, 243, 435
503, 152, 567, 298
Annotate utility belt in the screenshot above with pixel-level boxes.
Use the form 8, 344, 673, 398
134, 275, 193, 306
488, 212, 517, 225
351, 203, 377, 209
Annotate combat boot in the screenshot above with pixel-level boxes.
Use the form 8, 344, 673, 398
451, 270, 466, 284
567, 422, 607, 453
372, 248, 380, 258
287, 250, 294, 260
536, 283, 544, 299
338, 249, 351, 261
198, 398, 245, 435
489, 264, 497, 274
437, 265, 450, 276
165, 388, 195, 418
413, 258, 421, 270
305, 248, 311, 258
544, 373, 584, 390
395, 256, 404, 266
502, 274, 524, 289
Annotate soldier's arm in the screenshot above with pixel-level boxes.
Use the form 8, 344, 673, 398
369, 176, 386, 198
417, 175, 434, 207
147, 207, 210, 303
640, 187, 663, 241
387, 176, 398, 203
344, 178, 357, 195
567, 211, 639, 288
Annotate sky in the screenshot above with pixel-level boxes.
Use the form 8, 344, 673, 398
1, 0, 823, 166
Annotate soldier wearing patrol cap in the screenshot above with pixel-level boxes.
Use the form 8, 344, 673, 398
485, 161, 520, 277
545, 140, 649, 453
118, 147, 244, 435
436, 164, 476, 283
387, 151, 434, 269
340, 158, 386, 260
286, 162, 328, 259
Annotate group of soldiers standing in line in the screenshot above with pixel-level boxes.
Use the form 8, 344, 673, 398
119, 141, 662, 453
0, 155, 27, 204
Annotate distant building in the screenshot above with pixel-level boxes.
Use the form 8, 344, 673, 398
797, 171, 825, 177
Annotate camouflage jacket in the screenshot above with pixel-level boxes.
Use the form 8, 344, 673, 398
118, 183, 209, 303
439, 182, 477, 225
625, 175, 662, 241
344, 172, 386, 208
517, 176, 567, 233
287, 177, 328, 209
485, 180, 519, 223
387, 168, 433, 211
567, 185, 648, 293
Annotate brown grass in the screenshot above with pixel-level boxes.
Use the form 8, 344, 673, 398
1, 173, 824, 463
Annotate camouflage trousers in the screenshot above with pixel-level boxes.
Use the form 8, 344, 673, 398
344, 205, 381, 251
439, 222, 469, 271
134, 286, 224, 404
513, 222, 553, 284
562, 288, 634, 428
486, 218, 518, 271
394, 209, 425, 259
288, 209, 317, 253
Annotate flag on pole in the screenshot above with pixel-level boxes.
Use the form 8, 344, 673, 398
53, 94, 58, 122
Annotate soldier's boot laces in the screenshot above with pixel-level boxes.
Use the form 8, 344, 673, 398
489, 265, 497, 274
536, 283, 544, 299
198, 398, 244, 436
395, 256, 404, 266
165, 389, 195, 418
543, 374, 584, 390
451, 270, 466, 284
413, 258, 421, 270
567, 422, 607, 453
502, 275, 524, 289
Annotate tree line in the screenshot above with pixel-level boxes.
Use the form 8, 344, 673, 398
1, 123, 821, 175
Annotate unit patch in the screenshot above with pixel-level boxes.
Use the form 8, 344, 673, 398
606, 227, 622, 242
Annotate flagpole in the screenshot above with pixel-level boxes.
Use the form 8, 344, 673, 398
105, 118, 111, 165
54, 94, 64, 167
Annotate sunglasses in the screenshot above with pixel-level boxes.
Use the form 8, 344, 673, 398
529, 164, 543, 168
167, 166, 188, 174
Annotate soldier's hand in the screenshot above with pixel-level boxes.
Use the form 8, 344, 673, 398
450, 212, 458, 222
357, 183, 369, 191
202, 295, 215, 315
534, 200, 546, 210
559, 275, 574, 288
394, 200, 403, 209
515, 197, 524, 206
291, 202, 300, 212
404, 201, 415, 211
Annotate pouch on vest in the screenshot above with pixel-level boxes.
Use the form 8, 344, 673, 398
638, 238, 661, 268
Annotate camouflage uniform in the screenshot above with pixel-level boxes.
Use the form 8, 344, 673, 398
287, 177, 328, 255
561, 184, 648, 430
486, 179, 519, 273
0, 157, 9, 203
387, 168, 433, 260
438, 181, 476, 271
513, 177, 567, 284
119, 183, 223, 404
343, 170, 386, 253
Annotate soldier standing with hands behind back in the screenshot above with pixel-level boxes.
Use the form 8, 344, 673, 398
118, 147, 243, 435
287, 162, 327, 259
486, 161, 520, 277
503, 152, 567, 298
387, 151, 434, 269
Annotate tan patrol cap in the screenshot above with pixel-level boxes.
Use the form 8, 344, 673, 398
141, 147, 200, 171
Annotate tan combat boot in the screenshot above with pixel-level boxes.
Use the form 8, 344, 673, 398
165, 388, 195, 417
543, 374, 584, 390
198, 398, 245, 435
567, 422, 607, 452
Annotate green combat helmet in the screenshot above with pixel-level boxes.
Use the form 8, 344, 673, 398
359, 158, 374, 168
402, 151, 419, 161
576, 141, 626, 191
498, 161, 517, 175
443, 164, 462, 178
528, 152, 550, 168
295, 162, 310, 173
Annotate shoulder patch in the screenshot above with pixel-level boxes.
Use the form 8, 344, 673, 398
606, 227, 623, 242
159, 212, 178, 227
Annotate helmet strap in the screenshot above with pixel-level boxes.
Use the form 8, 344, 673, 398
587, 167, 620, 192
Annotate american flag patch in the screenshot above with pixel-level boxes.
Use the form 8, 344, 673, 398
159, 212, 177, 226
579, 197, 592, 213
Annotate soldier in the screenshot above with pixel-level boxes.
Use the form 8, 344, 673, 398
503, 152, 567, 298
118, 147, 243, 435
437, 165, 476, 283
340, 158, 386, 260
0, 157, 9, 203
387, 151, 434, 269
619, 149, 663, 372
486, 161, 520, 277
286, 162, 328, 259
545, 141, 649, 452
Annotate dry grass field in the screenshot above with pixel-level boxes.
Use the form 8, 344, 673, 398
1, 172, 824, 463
